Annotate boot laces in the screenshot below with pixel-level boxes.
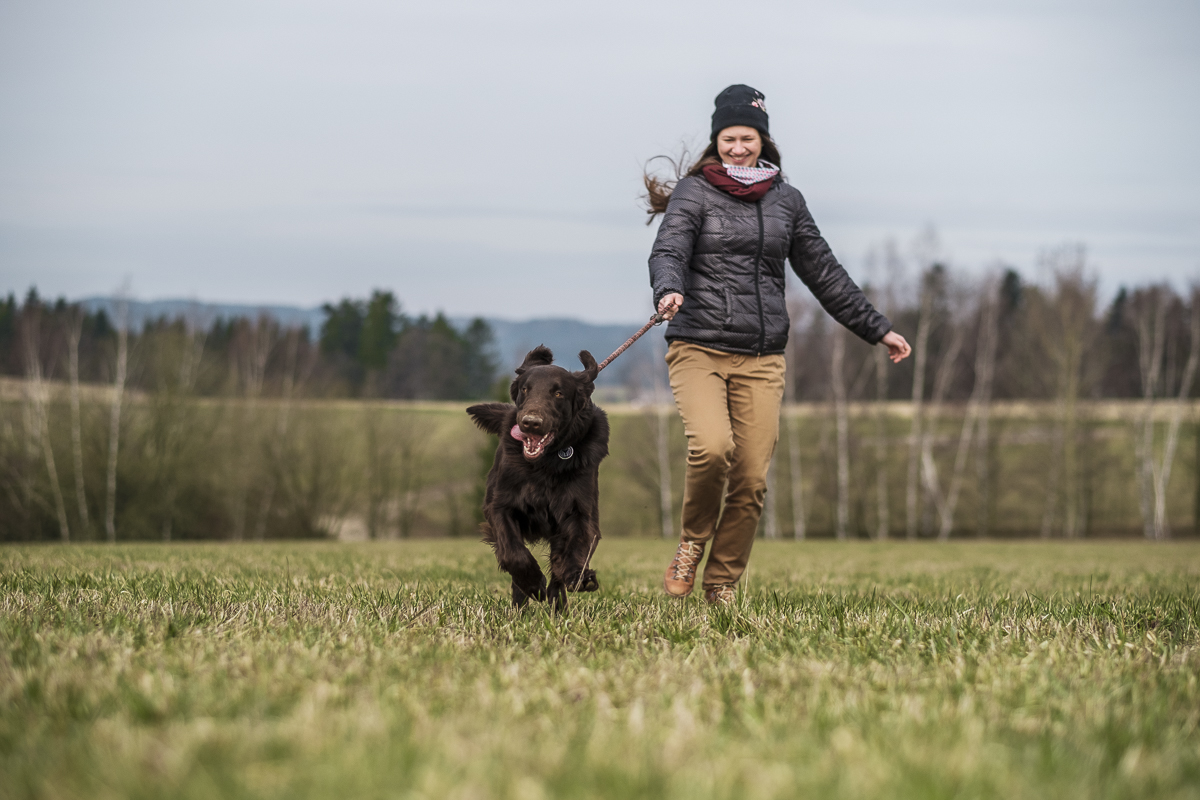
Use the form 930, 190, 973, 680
670, 541, 703, 580
706, 584, 736, 604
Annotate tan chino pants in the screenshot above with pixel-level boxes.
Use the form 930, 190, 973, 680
665, 341, 785, 590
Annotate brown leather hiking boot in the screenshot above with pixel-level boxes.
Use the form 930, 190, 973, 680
704, 584, 736, 606
663, 540, 705, 597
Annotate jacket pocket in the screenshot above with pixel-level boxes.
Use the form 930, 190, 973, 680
722, 288, 733, 329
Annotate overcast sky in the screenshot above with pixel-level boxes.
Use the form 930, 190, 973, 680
1, 0, 1197, 323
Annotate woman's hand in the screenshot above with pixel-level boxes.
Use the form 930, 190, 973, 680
657, 293, 684, 320
881, 330, 912, 363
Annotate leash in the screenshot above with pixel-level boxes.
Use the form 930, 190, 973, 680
596, 312, 666, 373
571, 531, 601, 593
562, 311, 665, 595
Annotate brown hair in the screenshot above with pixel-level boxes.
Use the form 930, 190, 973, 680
642, 134, 783, 223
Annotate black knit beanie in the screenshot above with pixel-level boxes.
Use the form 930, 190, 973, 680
711, 84, 769, 139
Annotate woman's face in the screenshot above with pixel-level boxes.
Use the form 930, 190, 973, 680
717, 126, 762, 167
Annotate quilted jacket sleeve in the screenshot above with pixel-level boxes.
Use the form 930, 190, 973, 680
788, 190, 892, 345
648, 177, 705, 308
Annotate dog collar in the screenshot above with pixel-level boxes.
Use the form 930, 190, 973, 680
558, 446, 574, 460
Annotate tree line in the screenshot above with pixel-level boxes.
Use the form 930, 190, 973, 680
4, 239, 1200, 543
0, 289, 499, 400
0, 288, 499, 542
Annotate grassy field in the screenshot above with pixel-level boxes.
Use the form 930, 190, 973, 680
2, 540, 1199, 800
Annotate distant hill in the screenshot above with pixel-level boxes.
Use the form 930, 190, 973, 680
76, 297, 666, 389
77, 297, 327, 334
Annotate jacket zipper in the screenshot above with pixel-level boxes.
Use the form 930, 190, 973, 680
754, 199, 765, 354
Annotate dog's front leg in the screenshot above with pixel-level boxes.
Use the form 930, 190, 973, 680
547, 515, 600, 613
489, 508, 546, 608
573, 505, 602, 593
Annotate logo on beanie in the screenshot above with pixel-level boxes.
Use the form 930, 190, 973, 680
751, 98, 767, 112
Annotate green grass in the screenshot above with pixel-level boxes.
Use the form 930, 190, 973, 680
2, 540, 1199, 800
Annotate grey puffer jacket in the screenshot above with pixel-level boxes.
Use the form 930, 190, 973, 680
649, 174, 891, 355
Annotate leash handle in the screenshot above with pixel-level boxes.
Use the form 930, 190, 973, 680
596, 312, 666, 373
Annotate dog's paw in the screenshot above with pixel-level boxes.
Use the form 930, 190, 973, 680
568, 569, 599, 593
546, 579, 569, 614
511, 574, 547, 608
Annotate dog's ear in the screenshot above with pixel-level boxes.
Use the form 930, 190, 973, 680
512, 346, 554, 402
515, 345, 554, 376
466, 402, 512, 436
573, 350, 599, 397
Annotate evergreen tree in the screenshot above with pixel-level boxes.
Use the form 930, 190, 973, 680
358, 290, 402, 371
319, 298, 367, 392
462, 317, 499, 399
319, 298, 365, 360
0, 293, 18, 375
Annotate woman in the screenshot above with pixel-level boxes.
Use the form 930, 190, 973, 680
647, 84, 911, 604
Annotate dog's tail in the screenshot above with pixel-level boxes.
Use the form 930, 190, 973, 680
466, 403, 512, 436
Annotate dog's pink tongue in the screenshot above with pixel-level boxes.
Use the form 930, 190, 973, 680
510, 425, 526, 442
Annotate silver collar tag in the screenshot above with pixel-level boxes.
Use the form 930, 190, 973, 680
558, 446, 574, 460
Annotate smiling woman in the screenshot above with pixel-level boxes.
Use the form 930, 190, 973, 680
644, 84, 912, 606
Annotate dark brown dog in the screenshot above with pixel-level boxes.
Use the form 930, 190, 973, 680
466, 346, 609, 611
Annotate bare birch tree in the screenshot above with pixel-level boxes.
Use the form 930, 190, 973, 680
1036, 253, 1096, 538
974, 270, 1007, 537
11, 339, 43, 535
652, 334, 674, 539
831, 325, 850, 540
1038, 423, 1064, 538
1132, 285, 1200, 539
785, 407, 806, 540
105, 295, 129, 544
906, 270, 934, 539
870, 244, 902, 540
919, 282, 967, 536
763, 453, 779, 539
2, 385, 39, 535
159, 313, 208, 541
363, 405, 394, 539
67, 307, 89, 535
1152, 289, 1200, 538
937, 276, 1000, 540
231, 314, 274, 541
395, 420, 427, 538
784, 297, 810, 540
872, 337, 889, 540
1132, 287, 1168, 538
22, 308, 70, 541
254, 328, 302, 541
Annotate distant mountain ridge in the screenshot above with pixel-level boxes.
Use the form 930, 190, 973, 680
77, 297, 664, 387
77, 297, 327, 333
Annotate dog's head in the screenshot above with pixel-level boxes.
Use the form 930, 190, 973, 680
507, 346, 599, 461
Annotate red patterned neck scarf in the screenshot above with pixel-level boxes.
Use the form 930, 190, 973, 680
701, 160, 779, 202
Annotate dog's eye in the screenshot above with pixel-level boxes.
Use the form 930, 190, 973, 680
523, 387, 528, 393
555, 391, 562, 398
